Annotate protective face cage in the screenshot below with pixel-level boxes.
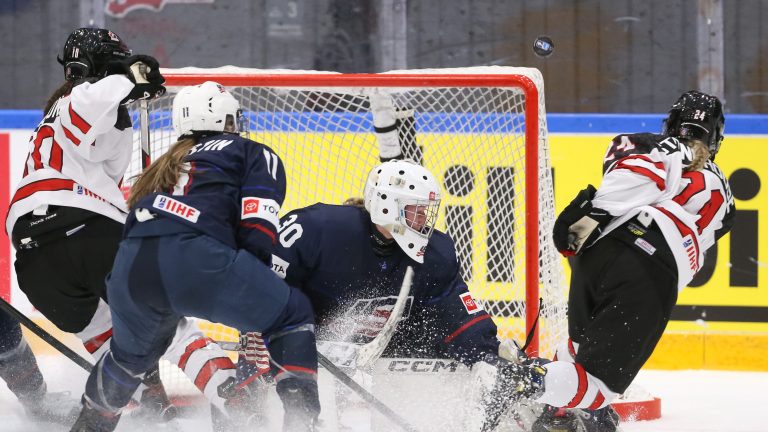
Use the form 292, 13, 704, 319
662, 90, 725, 158
58, 28, 132, 82
398, 197, 440, 238
234, 109, 249, 137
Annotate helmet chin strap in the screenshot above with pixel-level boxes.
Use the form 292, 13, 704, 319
370, 222, 397, 257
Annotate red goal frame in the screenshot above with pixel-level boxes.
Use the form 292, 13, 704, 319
163, 72, 543, 355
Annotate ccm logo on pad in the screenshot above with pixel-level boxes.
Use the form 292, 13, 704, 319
242, 197, 280, 229
460, 292, 482, 314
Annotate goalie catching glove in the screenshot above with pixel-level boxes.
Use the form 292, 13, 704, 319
552, 185, 612, 256
105, 54, 166, 104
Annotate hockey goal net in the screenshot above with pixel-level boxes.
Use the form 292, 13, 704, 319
126, 66, 567, 387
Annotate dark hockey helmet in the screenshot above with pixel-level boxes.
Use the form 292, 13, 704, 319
57, 28, 132, 82
662, 90, 725, 159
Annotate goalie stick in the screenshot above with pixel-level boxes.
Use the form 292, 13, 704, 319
219, 266, 414, 364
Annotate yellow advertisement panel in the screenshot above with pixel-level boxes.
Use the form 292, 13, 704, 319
261, 131, 537, 344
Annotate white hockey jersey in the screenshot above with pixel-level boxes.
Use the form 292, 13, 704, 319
592, 133, 734, 291
5, 75, 136, 235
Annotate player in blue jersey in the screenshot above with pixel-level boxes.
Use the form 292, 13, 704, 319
0, 310, 80, 424
69, 81, 319, 432
268, 158, 544, 431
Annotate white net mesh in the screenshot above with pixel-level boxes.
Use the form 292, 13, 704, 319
127, 66, 567, 391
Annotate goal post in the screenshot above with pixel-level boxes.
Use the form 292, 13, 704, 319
127, 66, 568, 359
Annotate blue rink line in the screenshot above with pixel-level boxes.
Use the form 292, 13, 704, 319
0, 110, 765, 134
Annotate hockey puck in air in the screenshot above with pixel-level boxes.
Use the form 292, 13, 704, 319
533, 36, 554, 58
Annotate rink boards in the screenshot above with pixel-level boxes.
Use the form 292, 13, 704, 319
1, 113, 767, 370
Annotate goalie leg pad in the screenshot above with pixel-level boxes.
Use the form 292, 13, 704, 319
161, 318, 236, 411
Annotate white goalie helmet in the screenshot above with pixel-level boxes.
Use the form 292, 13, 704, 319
364, 159, 442, 263
172, 81, 242, 138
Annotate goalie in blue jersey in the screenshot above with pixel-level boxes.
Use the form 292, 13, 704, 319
254, 154, 543, 431
273, 159, 498, 363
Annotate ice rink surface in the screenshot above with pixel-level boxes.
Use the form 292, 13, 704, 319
1, 355, 765, 432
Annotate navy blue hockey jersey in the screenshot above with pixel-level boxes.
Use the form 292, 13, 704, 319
126, 133, 286, 263
271, 203, 499, 365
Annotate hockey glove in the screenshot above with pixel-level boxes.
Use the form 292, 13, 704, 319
369, 93, 403, 161
106, 54, 166, 104
552, 185, 612, 256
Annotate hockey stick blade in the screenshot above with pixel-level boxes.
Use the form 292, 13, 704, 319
356, 265, 414, 368
318, 352, 420, 432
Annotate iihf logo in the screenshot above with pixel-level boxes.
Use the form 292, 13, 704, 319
156, 196, 167, 209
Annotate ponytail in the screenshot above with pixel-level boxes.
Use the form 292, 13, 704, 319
127, 138, 198, 208
684, 139, 711, 172
43, 81, 74, 113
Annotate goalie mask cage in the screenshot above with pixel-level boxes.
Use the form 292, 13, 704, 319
127, 66, 568, 389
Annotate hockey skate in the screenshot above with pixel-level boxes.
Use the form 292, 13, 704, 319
19, 388, 81, 425
210, 376, 270, 432
131, 381, 179, 422
277, 379, 320, 432
129, 365, 179, 423
69, 399, 121, 432
532, 405, 621, 432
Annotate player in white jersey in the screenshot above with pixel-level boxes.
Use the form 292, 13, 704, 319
5, 28, 252, 428
512, 90, 734, 432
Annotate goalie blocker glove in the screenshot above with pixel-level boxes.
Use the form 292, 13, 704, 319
105, 54, 166, 104
552, 185, 612, 256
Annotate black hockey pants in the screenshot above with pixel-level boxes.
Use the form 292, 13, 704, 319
12, 207, 123, 333
567, 218, 678, 393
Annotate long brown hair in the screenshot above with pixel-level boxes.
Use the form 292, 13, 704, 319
684, 139, 711, 172
44, 81, 74, 113
127, 138, 198, 208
